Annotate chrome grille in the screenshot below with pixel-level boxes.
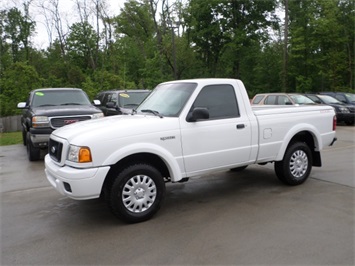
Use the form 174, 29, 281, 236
48, 138, 63, 162
50, 116, 91, 129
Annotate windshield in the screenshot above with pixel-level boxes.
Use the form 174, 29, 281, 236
119, 91, 150, 108
290, 94, 315, 104
345, 93, 355, 102
317, 95, 342, 104
136, 83, 197, 117
32, 90, 91, 107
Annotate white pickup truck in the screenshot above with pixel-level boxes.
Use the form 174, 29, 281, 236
45, 79, 337, 223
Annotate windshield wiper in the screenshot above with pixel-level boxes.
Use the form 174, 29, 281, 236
37, 104, 56, 107
141, 109, 163, 118
61, 103, 82, 105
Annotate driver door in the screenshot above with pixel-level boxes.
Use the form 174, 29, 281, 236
180, 84, 252, 176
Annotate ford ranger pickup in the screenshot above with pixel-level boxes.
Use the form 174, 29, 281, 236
44, 79, 337, 223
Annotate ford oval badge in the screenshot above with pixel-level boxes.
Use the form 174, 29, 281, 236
51, 146, 56, 153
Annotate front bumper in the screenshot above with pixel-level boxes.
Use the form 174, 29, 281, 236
336, 113, 355, 124
30, 134, 51, 147
29, 128, 53, 147
45, 155, 110, 200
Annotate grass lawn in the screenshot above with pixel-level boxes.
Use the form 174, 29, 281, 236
0, 131, 23, 146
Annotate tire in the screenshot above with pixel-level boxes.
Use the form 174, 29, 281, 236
274, 142, 312, 186
26, 132, 40, 161
230, 165, 248, 172
22, 129, 27, 146
108, 163, 166, 223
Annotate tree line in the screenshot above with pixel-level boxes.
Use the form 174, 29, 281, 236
0, 0, 354, 117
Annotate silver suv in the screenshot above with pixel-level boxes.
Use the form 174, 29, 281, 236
251, 93, 315, 105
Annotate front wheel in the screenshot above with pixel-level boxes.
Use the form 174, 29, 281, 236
26, 132, 40, 161
108, 163, 166, 223
22, 128, 27, 146
274, 142, 313, 186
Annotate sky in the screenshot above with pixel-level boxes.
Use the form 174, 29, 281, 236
1, 0, 128, 49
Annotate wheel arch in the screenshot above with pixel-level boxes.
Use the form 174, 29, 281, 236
276, 126, 322, 166
102, 152, 172, 198
103, 142, 183, 176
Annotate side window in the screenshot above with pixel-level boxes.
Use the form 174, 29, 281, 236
26, 94, 31, 106
252, 95, 264, 104
265, 95, 277, 105
111, 93, 118, 105
277, 96, 292, 105
102, 93, 113, 105
190, 85, 239, 120
335, 95, 346, 103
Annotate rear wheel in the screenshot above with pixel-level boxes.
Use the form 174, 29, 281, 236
26, 132, 40, 161
107, 163, 165, 223
274, 142, 312, 186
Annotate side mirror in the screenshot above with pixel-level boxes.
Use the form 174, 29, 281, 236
187, 107, 209, 122
92, 99, 101, 106
106, 102, 116, 108
17, 102, 26, 109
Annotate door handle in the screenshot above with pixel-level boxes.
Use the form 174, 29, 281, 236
236, 124, 245, 129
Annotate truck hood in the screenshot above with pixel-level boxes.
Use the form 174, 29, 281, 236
32, 105, 102, 116
52, 114, 179, 145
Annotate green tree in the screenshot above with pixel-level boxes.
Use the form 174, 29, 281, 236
335, 0, 354, 91
2, 6, 35, 63
288, 0, 352, 92
185, 0, 228, 77
66, 22, 98, 71
113, 0, 157, 87
185, 0, 278, 78
0, 62, 42, 116
0, 10, 12, 76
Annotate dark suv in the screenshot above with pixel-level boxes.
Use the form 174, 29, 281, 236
95, 90, 150, 116
304, 94, 355, 125
17, 88, 103, 161
319, 92, 355, 106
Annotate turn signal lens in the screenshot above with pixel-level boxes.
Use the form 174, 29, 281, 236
32, 116, 50, 128
79, 147, 92, 163
68, 145, 92, 163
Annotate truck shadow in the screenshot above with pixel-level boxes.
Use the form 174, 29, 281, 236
53, 165, 295, 226
47, 163, 308, 228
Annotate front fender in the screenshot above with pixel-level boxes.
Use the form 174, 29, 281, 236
102, 143, 185, 182
275, 123, 322, 161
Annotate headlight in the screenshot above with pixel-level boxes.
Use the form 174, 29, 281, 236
92, 113, 104, 119
32, 116, 50, 128
68, 145, 92, 163
339, 107, 350, 113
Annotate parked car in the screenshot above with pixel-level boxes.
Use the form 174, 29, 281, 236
95, 90, 150, 116
251, 93, 315, 105
45, 78, 336, 223
304, 94, 355, 125
17, 88, 103, 161
319, 92, 355, 106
